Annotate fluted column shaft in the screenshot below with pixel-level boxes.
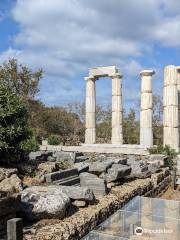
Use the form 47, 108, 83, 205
85, 76, 96, 144
111, 73, 123, 144
140, 70, 155, 147
163, 65, 179, 151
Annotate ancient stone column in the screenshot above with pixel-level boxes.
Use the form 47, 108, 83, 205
85, 76, 96, 144
176, 66, 180, 149
111, 73, 123, 144
163, 65, 179, 151
140, 70, 155, 147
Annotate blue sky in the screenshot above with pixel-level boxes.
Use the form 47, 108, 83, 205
1, 0, 180, 112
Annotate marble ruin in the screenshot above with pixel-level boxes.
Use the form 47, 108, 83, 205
163, 65, 180, 152
85, 66, 155, 148
84, 65, 180, 152
85, 66, 123, 144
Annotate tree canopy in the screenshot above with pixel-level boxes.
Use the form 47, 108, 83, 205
0, 82, 30, 161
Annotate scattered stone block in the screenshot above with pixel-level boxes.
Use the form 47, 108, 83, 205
147, 161, 161, 174
72, 200, 86, 208
29, 151, 53, 162
106, 157, 127, 165
54, 152, 74, 162
80, 172, 98, 180
20, 186, 70, 221
58, 186, 94, 202
127, 155, 137, 165
74, 162, 89, 174
130, 160, 151, 179
45, 168, 80, 186
149, 154, 168, 167
47, 156, 56, 162
113, 158, 127, 165
89, 161, 113, 175
75, 156, 89, 163
105, 164, 131, 183
7, 218, 23, 240
80, 172, 107, 198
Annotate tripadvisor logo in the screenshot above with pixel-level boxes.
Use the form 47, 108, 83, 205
135, 226, 143, 236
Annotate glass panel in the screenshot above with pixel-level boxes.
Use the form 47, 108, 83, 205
82, 197, 180, 240
82, 231, 128, 240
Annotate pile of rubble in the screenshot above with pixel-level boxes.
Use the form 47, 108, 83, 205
17, 151, 167, 222
0, 151, 170, 226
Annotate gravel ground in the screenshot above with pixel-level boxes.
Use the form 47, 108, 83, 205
160, 186, 180, 201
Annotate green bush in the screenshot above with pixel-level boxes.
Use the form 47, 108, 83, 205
48, 135, 60, 145
148, 145, 178, 169
20, 134, 39, 152
0, 83, 31, 162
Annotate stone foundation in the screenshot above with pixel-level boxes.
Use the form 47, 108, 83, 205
40, 144, 148, 155
24, 168, 171, 240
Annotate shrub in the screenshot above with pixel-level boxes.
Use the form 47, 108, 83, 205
20, 134, 39, 152
0, 83, 30, 162
48, 135, 60, 145
148, 144, 178, 169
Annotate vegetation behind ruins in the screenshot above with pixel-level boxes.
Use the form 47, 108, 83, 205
0, 59, 164, 161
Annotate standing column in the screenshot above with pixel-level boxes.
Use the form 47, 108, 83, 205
140, 70, 155, 147
176, 66, 180, 149
85, 76, 96, 144
111, 73, 123, 144
163, 65, 179, 151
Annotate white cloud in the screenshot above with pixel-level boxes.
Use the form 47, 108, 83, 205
1, 0, 180, 105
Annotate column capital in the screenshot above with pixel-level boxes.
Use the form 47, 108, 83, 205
109, 73, 123, 79
176, 66, 180, 72
84, 76, 97, 81
140, 69, 155, 77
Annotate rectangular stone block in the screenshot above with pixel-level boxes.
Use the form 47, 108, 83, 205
58, 186, 94, 202
74, 163, 89, 174
105, 164, 131, 182
80, 173, 107, 198
89, 161, 113, 175
45, 168, 78, 183
89, 66, 117, 77
7, 218, 23, 240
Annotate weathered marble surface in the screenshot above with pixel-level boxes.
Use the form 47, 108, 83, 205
140, 69, 155, 147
